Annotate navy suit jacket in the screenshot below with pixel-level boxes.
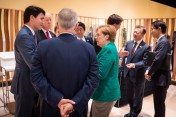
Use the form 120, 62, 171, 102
35, 30, 56, 43
148, 36, 171, 86
30, 33, 99, 117
84, 35, 93, 45
11, 25, 37, 97
123, 40, 151, 83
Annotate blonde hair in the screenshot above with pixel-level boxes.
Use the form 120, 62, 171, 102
96, 25, 116, 42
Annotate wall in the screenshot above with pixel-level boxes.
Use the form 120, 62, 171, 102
0, 0, 176, 19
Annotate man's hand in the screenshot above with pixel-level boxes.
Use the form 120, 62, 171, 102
145, 70, 151, 80
119, 59, 123, 66
60, 103, 74, 117
58, 99, 75, 109
126, 63, 135, 69
119, 49, 129, 57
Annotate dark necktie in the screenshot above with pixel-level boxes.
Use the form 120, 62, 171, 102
34, 35, 37, 44
46, 31, 50, 39
132, 42, 137, 55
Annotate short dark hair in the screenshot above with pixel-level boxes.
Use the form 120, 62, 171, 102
107, 14, 123, 25
135, 25, 146, 34
78, 22, 85, 31
24, 6, 45, 24
152, 20, 167, 34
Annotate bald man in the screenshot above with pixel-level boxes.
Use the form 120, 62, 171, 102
35, 12, 56, 43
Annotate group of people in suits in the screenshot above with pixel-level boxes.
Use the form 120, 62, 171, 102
11, 5, 171, 117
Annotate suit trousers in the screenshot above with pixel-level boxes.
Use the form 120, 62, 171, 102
126, 76, 145, 116
90, 100, 116, 117
14, 94, 39, 117
153, 85, 168, 117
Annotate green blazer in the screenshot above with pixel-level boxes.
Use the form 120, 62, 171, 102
91, 42, 121, 102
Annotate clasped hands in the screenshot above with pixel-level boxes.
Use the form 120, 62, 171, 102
58, 99, 76, 117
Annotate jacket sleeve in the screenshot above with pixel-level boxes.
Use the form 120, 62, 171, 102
30, 44, 64, 108
17, 34, 36, 69
71, 46, 99, 113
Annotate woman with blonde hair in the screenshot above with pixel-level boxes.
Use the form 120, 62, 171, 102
91, 25, 121, 117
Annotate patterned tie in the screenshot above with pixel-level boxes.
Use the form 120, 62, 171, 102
131, 42, 137, 55
46, 31, 50, 39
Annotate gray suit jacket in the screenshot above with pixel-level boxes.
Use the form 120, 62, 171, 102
11, 25, 37, 96
148, 35, 171, 86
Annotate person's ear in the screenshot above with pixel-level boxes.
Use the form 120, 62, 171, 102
105, 35, 109, 40
30, 15, 36, 22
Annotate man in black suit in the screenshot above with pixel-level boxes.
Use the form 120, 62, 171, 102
145, 20, 171, 117
75, 21, 93, 45
122, 25, 150, 117
11, 6, 45, 117
35, 13, 56, 43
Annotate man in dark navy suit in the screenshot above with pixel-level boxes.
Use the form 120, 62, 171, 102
122, 25, 150, 117
11, 6, 45, 117
30, 8, 99, 117
75, 21, 93, 45
35, 13, 56, 43
145, 20, 171, 117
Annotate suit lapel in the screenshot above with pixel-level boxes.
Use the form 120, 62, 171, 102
24, 25, 37, 47
131, 40, 144, 59
39, 30, 47, 40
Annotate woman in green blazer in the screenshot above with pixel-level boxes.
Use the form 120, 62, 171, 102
91, 25, 121, 117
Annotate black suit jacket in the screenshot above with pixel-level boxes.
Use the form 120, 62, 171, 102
123, 40, 151, 83
84, 36, 93, 45
35, 30, 56, 44
148, 35, 171, 86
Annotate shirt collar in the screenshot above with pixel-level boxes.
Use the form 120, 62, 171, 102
157, 35, 165, 42
134, 39, 143, 45
25, 24, 35, 36
77, 36, 86, 42
60, 32, 73, 35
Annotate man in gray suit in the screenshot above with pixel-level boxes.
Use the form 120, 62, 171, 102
35, 12, 56, 43
11, 6, 45, 117
145, 20, 171, 117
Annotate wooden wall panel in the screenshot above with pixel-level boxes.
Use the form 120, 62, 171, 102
10, 9, 15, 51
170, 19, 175, 45
0, 9, 3, 52
4, 9, 10, 51
172, 41, 176, 81
21, 11, 24, 28
166, 18, 169, 36
15, 10, 19, 37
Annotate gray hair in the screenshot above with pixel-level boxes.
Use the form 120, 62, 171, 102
58, 8, 78, 30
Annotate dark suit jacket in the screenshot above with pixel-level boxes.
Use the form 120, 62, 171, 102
11, 25, 37, 97
93, 38, 102, 55
123, 40, 151, 83
35, 30, 56, 43
84, 36, 93, 45
30, 33, 99, 117
148, 35, 171, 86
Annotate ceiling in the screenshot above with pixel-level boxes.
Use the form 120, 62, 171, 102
151, 0, 176, 8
